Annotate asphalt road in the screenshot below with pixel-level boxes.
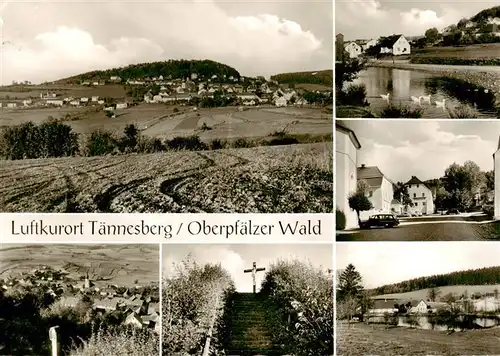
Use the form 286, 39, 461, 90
336, 222, 500, 241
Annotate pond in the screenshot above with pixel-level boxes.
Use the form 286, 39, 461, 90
348, 67, 498, 118
368, 314, 500, 331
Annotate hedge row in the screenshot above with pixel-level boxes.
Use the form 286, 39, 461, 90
162, 257, 235, 355
260, 259, 333, 356
410, 57, 500, 66
0, 120, 331, 160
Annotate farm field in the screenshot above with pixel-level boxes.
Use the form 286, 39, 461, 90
0, 84, 126, 100
372, 284, 500, 301
0, 142, 332, 213
0, 244, 159, 286
0, 105, 332, 139
412, 43, 500, 59
337, 322, 500, 356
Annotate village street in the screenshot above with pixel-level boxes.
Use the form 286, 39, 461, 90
336, 220, 500, 241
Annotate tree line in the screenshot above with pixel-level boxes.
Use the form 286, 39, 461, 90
270, 70, 333, 87
61, 60, 241, 84
371, 266, 500, 296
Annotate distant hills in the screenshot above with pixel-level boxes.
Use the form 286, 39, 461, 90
56, 59, 241, 84
370, 266, 500, 296
270, 69, 332, 87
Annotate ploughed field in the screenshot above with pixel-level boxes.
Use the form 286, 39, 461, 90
0, 105, 332, 140
0, 143, 332, 213
0, 244, 159, 286
337, 322, 500, 356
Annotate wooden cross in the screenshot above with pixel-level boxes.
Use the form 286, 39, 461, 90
244, 262, 265, 294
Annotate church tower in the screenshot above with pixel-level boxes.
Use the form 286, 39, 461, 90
493, 136, 500, 219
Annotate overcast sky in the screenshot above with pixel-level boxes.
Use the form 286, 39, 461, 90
336, 0, 499, 40
163, 244, 332, 293
345, 120, 500, 183
0, 0, 332, 85
337, 242, 500, 289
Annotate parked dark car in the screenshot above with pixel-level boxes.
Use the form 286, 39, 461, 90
446, 208, 460, 215
360, 214, 400, 229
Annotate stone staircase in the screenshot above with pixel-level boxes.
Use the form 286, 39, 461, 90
226, 292, 285, 356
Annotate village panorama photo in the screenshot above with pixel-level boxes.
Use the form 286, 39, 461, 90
335, 1, 500, 119
0, 0, 333, 213
162, 243, 333, 356
336, 242, 500, 355
0, 244, 160, 356
336, 119, 500, 241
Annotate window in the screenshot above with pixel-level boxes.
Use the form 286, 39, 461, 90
413, 193, 416, 198
416, 184, 419, 188
423, 202, 426, 206
422, 193, 425, 197
369, 191, 373, 197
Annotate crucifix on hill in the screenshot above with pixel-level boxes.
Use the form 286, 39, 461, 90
244, 262, 265, 294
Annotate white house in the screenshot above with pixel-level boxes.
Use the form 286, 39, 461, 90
344, 42, 362, 58
46, 99, 64, 106
336, 120, 362, 229
368, 299, 398, 315
380, 35, 411, 56
275, 96, 287, 107
357, 164, 394, 220
7, 103, 17, 108
362, 39, 377, 51
91, 96, 99, 102
414, 300, 448, 314
391, 199, 403, 214
473, 297, 500, 312
124, 312, 143, 328
405, 176, 434, 215
116, 103, 128, 109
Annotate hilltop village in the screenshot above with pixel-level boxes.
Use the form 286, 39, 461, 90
0, 265, 160, 333
3, 72, 331, 111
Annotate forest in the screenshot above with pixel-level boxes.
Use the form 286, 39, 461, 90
371, 266, 500, 296
270, 70, 332, 86
60, 60, 241, 84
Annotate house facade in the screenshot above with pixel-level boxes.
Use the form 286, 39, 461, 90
391, 199, 403, 214
414, 300, 448, 314
405, 176, 434, 214
336, 120, 362, 229
380, 35, 411, 56
357, 164, 394, 220
344, 42, 362, 58
368, 299, 398, 315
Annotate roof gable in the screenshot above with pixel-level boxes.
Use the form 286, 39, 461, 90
336, 120, 362, 149
379, 35, 404, 48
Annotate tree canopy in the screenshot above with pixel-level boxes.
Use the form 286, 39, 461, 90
59, 60, 241, 84
270, 70, 333, 87
372, 266, 500, 295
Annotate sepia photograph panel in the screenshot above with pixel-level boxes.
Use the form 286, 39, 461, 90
0, 244, 160, 356
162, 243, 333, 356
0, 1, 333, 214
336, 119, 500, 241
335, 1, 500, 119
337, 242, 500, 356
